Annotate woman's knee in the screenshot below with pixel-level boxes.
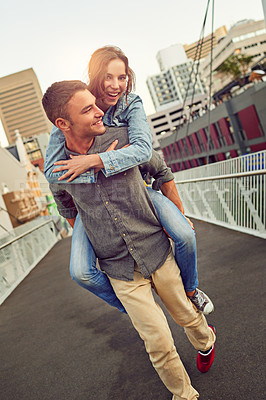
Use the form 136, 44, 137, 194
70, 260, 105, 288
181, 224, 195, 245
70, 263, 85, 283
171, 222, 195, 250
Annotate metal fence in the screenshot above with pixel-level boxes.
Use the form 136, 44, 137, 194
0, 218, 60, 305
174, 150, 266, 239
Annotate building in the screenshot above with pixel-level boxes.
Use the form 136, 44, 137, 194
146, 44, 206, 112
263, 0, 266, 22
6, 132, 49, 172
158, 81, 266, 172
184, 26, 228, 61
156, 44, 188, 71
0, 132, 51, 231
0, 68, 52, 144
147, 94, 207, 150
199, 19, 266, 94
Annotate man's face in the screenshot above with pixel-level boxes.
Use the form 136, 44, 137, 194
66, 90, 106, 138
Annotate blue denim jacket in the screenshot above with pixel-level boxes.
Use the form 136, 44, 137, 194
44, 93, 152, 183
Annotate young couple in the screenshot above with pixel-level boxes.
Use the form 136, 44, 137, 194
43, 46, 216, 400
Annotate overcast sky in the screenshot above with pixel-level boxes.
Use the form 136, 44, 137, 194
0, 0, 264, 146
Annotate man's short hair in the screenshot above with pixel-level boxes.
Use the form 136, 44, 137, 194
42, 80, 88, 125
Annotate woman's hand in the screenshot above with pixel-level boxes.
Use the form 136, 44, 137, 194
53, 140, 120, 182
53, 153, 102, 182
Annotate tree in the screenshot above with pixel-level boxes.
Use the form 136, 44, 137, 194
219, 53, 254, 86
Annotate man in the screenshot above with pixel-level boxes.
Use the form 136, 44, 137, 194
42, 80, 216, 400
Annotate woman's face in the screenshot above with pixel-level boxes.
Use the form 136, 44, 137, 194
101, 58, 128, 110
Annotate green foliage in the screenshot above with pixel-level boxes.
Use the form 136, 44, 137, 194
219, 53, 254, 86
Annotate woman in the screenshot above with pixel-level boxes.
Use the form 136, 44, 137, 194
44, 46, 213, 315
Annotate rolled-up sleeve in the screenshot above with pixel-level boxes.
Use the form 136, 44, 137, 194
49, 184, 78, 219
139, 149, 174, 191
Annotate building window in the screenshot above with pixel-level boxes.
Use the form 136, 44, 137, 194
234, 113, 247, 141
256, 28, 266, 36
225, 118, 235, 143
28, 150, 42, 161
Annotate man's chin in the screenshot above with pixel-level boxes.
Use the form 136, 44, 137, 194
97, 127, 106, 136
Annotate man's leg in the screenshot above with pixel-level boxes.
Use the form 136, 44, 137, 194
109, 262, 199, 400
151, 250, 215, 352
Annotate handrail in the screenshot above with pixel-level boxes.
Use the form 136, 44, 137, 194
175, 169, 266, 184
173, 150, 266, 239
0, 219, 56, 250
0, 217, 60, 305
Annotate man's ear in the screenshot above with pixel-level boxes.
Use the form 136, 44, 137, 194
55, 117, 71, 132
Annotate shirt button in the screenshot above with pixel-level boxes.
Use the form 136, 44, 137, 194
123, 233, 126, 236
130, 248, 133, 252
109, 165, 114, 171
124, 172, 127, 175
105, 201, 109, 205
114, 217, 117, 221
97, 184, 99, 187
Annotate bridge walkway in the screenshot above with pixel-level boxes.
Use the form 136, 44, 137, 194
0, 220, 265, 400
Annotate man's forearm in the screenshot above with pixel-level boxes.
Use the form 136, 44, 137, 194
160, 180, 185, 215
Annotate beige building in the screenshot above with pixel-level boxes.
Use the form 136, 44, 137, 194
0, 68, 52, 144
184, 26, 228, 61
199, 19, 266, 93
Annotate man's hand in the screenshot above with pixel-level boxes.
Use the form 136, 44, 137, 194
163, 227, 172, 239
185, 216, 194, 230
66, 217, 76, 228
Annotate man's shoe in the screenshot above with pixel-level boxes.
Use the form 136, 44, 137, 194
188, 288, 214, 315
196, 325, 216, 373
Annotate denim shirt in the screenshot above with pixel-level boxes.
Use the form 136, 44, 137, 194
44, 93, 152, 184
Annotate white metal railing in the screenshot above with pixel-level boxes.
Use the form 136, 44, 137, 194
0, 218, 60, 305
174, 150, 266, 239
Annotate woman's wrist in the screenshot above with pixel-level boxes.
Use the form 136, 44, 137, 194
88, 154, 104, 169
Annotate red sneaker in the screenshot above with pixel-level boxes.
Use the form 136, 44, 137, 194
196, 325, 216, 373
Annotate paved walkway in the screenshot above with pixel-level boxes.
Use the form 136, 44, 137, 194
0, 220, 265, 400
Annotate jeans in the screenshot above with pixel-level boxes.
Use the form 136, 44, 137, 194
70, 187, 198, 313
146, 186, 198, 292
70, 213, 126, 313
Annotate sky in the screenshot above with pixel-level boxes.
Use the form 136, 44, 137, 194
0, 0, 264, 147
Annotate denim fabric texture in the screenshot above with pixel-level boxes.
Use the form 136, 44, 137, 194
70, 214, 127, 313
44, 93, 152, 183
146, 187, 198, 292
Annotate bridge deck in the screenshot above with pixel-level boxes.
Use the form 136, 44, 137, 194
0, 220, 265, 400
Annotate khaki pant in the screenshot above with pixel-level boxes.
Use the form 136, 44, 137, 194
109, 250, 216, 400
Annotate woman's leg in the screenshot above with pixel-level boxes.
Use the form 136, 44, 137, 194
147, 186, 198, 292
70, 214, 126, 313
